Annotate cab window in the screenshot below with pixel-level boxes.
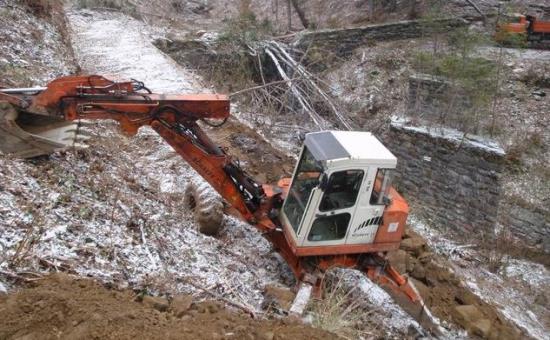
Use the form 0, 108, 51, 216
319, 170, 364, 212
307, 213, 350, 241
370, 169, 394, 205
283, 147, 324, 233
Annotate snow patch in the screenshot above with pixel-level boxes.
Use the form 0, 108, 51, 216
391, 116, 505, 155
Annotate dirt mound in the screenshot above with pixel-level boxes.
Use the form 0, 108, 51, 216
390, 230, 525, 339
0, 274, 337, 340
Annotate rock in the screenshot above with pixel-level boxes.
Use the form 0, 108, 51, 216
472, 319, 492, 338
231, 134, 258, 153
262, 284, 296, 311
386, 249, 408, 273
403, 226, 415, 238
454, 305, 483, 330
0, 281, 7, 295
454, 290, 478, 306
400, 237, 426, 254
418, 251, 433, 264
171, 295, 193, 317
142, 296, 169, 312
411, 263, 426, 280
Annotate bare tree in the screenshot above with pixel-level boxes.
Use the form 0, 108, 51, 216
290, 0, 310, 28
287, 0, 292, 31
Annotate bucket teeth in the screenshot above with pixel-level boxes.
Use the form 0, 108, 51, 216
0, 105, 93, 158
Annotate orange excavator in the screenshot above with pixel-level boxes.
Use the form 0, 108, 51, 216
497, 14, 550, 44
0, 75, 439, 332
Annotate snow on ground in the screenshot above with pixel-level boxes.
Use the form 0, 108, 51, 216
0, 7, 290, 312
391, 116, 506, 156
66, 9, 208, 93
0, 132, 288, 309
0, 0, 76, 86
410, 216, 550, 340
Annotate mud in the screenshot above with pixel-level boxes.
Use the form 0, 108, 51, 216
390, 230, 525, 339
0, 274, 337, 340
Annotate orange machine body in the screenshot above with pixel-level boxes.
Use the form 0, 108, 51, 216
1, 75, 422, 309
499, 15, 550, 42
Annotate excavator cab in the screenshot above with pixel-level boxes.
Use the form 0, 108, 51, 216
280, 131, 408, 257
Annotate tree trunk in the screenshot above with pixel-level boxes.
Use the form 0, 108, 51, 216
290, 0, 309, 29
287, 0, 292, 31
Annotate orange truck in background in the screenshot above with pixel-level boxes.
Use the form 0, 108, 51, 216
498, 14, 550, 44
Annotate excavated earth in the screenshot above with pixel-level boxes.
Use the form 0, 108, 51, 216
0, 273, 335, 340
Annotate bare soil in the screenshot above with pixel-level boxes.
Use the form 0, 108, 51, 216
0, 274, 337, 340
205, 118, 295, 184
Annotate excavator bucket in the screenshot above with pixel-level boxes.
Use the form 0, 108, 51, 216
0, 101, 85, 158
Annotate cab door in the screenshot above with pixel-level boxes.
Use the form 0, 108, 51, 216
301, 169, 365, 247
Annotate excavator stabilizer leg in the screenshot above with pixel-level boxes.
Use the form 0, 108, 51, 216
0, 101, 84, 158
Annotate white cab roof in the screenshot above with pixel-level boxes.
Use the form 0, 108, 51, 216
305, 131, 397, 165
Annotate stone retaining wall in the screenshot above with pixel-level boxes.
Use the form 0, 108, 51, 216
383, 121, 506, 234
384, 121, 549, 253
499, 198, 550, 252
293, 18, 467, 56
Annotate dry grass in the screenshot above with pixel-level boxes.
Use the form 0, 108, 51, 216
308, 272, 379, 339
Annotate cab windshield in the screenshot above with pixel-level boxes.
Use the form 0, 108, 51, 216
283, 147, 324, 233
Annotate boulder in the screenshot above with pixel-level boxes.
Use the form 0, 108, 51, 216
400, 237, 427, 255
454, 305, 483, 324
454, 304, 493, 337
472, 318, 492, 338
262, 284, 296, 311
386, 249, 409, 273
411, 263, 426, 280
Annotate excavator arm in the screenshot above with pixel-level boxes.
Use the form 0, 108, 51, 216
0, 75, 264, 223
